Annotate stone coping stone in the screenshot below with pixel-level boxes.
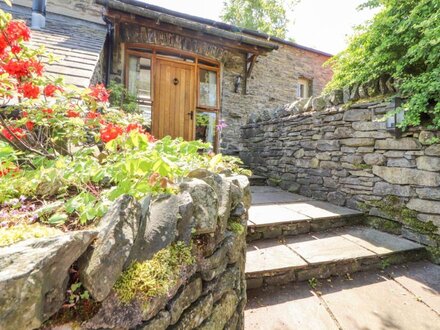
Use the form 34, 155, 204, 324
245, 227, 424, 277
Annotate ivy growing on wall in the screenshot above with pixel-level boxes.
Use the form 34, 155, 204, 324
326, 0, 440, 129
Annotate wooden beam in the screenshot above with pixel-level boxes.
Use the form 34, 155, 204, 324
107, 11, 270, 56
246, 54, 257, 79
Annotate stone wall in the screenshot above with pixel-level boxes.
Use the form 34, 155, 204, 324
241, 93, 440, 261
109, 23, 331, 155
14, 0, 103, 24
0, 171, 250, 330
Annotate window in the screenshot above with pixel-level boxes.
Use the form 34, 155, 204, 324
297, 77, 312, 98
127, 53, 152, 122
198, 67, 219, 108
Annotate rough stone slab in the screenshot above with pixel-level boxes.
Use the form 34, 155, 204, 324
246, 239, 307, 274
282, 200, 363, 219
375, 138, 422, 150
387, 261, 440, 314
248, 204, 310, 227
340, 227, 424, 255
372, 165, 440, 186
407, 199, 440, 214
245, 283, 339, 330
285, 231, 375, 264
319, 269, 440, 330
251, 191, 311, 205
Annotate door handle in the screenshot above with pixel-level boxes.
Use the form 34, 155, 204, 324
188, 111, 194, 120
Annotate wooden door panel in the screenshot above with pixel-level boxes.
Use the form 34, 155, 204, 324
153, 59, 195, 140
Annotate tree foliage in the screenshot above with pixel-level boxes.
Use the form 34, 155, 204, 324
326, 0, 440, 129
221, 0, 296, 38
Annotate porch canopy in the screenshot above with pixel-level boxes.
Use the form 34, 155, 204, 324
96, 0, 279, 56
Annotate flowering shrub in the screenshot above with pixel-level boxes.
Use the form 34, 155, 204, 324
0, 8, 249, 232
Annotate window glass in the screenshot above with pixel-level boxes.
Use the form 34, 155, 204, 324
128, 55, 152, 122
199, 69, 217, 108
196, 111, 217, 148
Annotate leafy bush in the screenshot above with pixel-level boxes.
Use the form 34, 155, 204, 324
326, 0, 440, 129
108, 81, 139, 114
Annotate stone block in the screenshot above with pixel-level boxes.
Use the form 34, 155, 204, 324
172, 293, 213, 330
80, 196, 141, 301
327, 191, 346, 206
375, 138, 422, 150
418, 131, 437, 145
372, 166, 440, 186
198, 291, 238, 330
425, 144, 440, 156
0, 231, 97, 330
180, 179, 218, 234
387, 158, 415, 168
340, 138, 375, 147
407, 199, 440, 214
416, 188, 440, 200
373, 182, 412, 197
343, 109, 371, 122
139, 310, 170, 330
364, 153, 385, 165
416, 156, 440, 172
168, 277, 203, 325
352, 121, 386, 131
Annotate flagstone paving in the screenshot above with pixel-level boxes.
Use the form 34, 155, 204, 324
246, 261, 440, 330
245, 186, 438, 329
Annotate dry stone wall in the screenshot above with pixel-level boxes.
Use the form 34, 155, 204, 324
0, 171, 250, 330
241, 94, 440, 261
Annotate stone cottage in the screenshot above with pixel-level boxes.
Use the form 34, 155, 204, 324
7, 0, 332, 154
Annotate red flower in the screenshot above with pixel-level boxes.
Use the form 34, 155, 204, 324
1, 126, 25, 141
19, 82, 40, 99
0, 164, 20, 177
125, 123, 145, 134
25, 121, 34, 130
89, 83, 110, 103
4, 59, 30, 78
86, 111, 101, 120
42, 108, 54, 117
67, 109, 80, 118
43, 84, 61, 97
100, 123, 123, 143
6, 21, 30, 42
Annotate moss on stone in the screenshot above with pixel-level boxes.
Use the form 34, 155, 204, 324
227, 221, 245, 235
427, 246, 440, 264
353, 164, 372, 170
365, 216, 402, 235
113, 241, 194, 304
0, 223, 63, 247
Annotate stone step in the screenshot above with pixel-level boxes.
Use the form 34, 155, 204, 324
249, 175, 267, 186
247, 198, 364, 241
246, 226, 426, 289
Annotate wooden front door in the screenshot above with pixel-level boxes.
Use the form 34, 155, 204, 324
153, 58, 195, 140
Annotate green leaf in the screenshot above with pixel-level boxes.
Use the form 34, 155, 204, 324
48, 213, 68, 225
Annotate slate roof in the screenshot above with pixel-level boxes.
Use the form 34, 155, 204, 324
0, 3, 107, 87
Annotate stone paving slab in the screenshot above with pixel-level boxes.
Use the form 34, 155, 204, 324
319, 264, 440, 330
285, 232, 375, 264
388, 261, 440, 314
252, 191, 311, 205
340, 226, 424, 255
246, 239, 307, 274
283, 200, 363, 219
250, 186, 285, 193
246, 227, 424, 276
246, 283, 339, 330
245, 261, 440, 330
249, 204, 310, 227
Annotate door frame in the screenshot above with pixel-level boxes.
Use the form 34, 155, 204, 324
124, 44, 222, 151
